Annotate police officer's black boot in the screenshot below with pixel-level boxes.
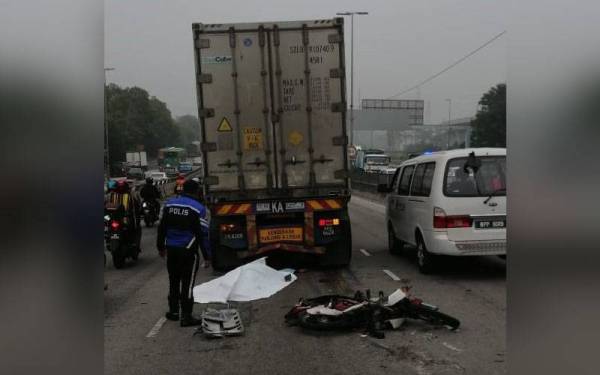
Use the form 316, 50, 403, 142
180, 314, 202, 327
180, 300, 201, 327
165, 298, 179, 321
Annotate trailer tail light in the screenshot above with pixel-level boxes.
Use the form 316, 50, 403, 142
220, 223, 242, 233
318, 218, 340, 227
110, 221, 120, 230
433, 207, 472, 229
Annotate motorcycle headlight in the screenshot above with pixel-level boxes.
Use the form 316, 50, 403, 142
142, 202, 147, 207
104, 215, 110, 221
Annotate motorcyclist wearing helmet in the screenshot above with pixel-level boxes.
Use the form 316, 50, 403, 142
105, 179, 142, 250
140, 177, 162, 216
172, 173, 184, 195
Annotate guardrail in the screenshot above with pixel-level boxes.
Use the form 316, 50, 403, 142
350, 169, 395, 193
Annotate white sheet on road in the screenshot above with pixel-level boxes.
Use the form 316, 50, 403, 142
193, 257, 297, 304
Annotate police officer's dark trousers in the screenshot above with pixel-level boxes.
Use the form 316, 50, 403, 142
166, 246, 200, 316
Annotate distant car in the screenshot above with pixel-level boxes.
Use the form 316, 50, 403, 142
178, 162, 193, 173
149, 171, 168, 182
164, 166, 178, 177
381, 148, 506, 274
127, 167, 144, 180
192, 157, 203, 167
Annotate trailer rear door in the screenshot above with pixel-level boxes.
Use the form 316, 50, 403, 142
193, 19, 348, 199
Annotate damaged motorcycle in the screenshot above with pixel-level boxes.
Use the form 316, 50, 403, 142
285, 287, 460, 338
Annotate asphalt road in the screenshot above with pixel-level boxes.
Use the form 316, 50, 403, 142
104, 194, 506, 375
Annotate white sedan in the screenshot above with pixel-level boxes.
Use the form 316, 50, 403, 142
145, 170, 168, 183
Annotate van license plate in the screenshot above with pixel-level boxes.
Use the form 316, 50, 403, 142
474, 219, 506, 229
259, 227, 303, 243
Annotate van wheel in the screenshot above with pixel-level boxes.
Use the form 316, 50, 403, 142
388, 224, 404, 255
416, 238, 436, 274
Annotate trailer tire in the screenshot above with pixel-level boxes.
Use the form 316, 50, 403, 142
212, 245, 240, 272
319, 223, 352, 268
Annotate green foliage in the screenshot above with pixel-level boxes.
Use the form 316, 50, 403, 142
175, 114, 200, 146
106, 83, 180, 169
470, 83, 506, 147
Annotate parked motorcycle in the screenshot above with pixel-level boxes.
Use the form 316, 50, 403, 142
285, 287, 460, 338
106, 214, 140, 269
142, 200, 158, 227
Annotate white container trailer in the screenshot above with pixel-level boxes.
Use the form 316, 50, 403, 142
192, 18, 350, 270
126, 151, 148, 168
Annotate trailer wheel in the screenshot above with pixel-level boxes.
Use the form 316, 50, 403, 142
212, 245, 240, 272
319, 223, 352, 268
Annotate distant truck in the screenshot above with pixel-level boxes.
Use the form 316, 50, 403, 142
192, 156, 203, 167
192, 18, 351, 270
158, 147, 187, 176
354, 149, 395, 174
125, 151, 148, 169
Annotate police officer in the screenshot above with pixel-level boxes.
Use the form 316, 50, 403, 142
157, 179, 210, 326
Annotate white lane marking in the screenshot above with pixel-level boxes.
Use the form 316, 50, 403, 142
442, 342, 463, 352
383, 269, 401, 281
359, 249, 371, 257
146, 317, 167, 338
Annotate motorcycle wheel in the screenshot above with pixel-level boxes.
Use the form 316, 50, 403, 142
144, 217, 153, 227
112, 252, 126, 269
415, 308, 460, 330
110, 240, 126, 269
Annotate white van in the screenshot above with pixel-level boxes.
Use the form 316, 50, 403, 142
382, 148, 506, 273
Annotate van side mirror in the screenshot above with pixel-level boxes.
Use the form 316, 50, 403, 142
377, 183, 392, 193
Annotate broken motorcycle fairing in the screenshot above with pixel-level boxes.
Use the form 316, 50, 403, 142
198, 308, 244, 338
284, 288, 460, 338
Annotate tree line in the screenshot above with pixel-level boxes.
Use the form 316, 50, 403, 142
105, 83, 200, 173
470, 83, 506, 147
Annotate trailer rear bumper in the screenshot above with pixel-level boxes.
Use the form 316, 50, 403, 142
237, 243, 326, 258
209, 197, 351, 270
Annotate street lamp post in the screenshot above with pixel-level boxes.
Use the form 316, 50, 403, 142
336, 11, 368, 147
104, 67, 115, 178
445, 98, 452, 149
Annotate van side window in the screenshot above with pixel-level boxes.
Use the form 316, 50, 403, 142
390, 167, 401, 192
397, 165, 415, 195
410, 162, 435, 196
410, 164, 426, 196
421, 163, 436, 196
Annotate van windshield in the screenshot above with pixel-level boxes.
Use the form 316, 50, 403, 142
444, 156, 506, 197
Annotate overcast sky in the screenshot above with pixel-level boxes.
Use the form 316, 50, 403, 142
105, 0, 506, 124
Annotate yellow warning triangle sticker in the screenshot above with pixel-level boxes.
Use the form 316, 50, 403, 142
217, 117, 233, 132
